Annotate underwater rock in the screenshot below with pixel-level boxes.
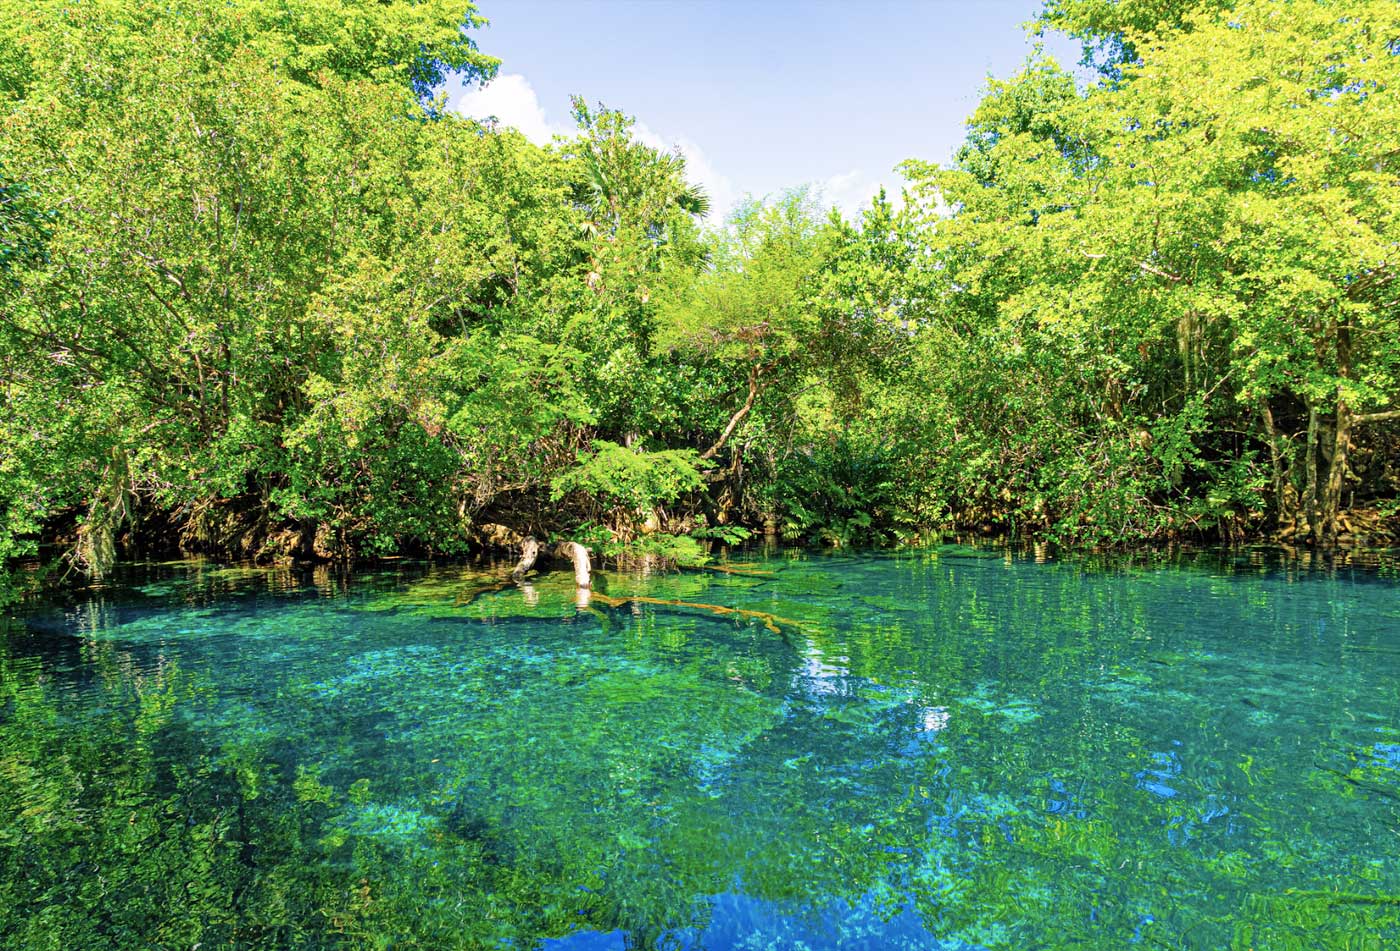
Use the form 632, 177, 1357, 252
443, 798, 491, 842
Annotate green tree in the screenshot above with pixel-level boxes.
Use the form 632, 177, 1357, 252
898, 0, 1400, 545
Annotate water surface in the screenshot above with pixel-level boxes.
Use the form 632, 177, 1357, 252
3, 548, 1399, 949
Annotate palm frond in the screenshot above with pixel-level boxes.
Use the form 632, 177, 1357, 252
676, 184, 710, 218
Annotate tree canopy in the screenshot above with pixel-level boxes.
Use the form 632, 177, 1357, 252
2, 0, 1399, 603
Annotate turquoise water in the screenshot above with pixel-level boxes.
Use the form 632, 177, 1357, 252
2, 548, 1399, 949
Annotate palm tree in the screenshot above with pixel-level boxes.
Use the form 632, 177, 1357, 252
568, 97, 709, 247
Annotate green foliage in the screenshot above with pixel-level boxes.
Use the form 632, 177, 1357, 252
1038, 0, 1231, 74
888, 0, 1400, 546
765, 438, 900, 548
0, 0, 716, 584
690, 522, 753, 546
603, 530, 710, 568
660, 189, 824, 363
0, 173, 49, 280
568, 97, 711, 238
553, 441, 706, 512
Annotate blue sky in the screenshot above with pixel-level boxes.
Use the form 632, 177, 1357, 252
447, 1, 1082, 217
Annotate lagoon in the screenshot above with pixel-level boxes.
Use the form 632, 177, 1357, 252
2, 549, 1399, 949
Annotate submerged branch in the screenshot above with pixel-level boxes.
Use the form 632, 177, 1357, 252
456, 578, 516, 606
682, 564, 777, 578
589, 591, 797, 636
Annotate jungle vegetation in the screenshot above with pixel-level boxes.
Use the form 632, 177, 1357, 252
2, 0, 1399, 602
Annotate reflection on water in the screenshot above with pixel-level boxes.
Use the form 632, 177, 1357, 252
2, 548, 1400, 949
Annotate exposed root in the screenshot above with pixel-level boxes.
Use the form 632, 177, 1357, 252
589, 592, 797, 636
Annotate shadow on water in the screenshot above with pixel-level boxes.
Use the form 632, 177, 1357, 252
3, 547, 1400, 949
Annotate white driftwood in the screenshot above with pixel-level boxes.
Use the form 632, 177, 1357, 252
553, 541, 592, 589
511, 537, 540, 581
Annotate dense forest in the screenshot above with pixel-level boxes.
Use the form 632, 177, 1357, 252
2, 0, 1399, 603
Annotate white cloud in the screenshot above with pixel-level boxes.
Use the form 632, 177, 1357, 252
814, 168, 904, 221
448, 73, 568, 144
449, 74, 738, 221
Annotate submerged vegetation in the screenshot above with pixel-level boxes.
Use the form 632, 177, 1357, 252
2, 0, 1400, 602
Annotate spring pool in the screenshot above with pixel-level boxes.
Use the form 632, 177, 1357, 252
2, 548, 1398, 949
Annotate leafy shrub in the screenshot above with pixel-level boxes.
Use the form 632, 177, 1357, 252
764, 437, 898, 547
605, 531, 709, 569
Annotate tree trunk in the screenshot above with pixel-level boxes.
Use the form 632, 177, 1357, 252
702, 361, 770, 461
1320, 317, 1355, 546
1259, 401, 1287, 519
1321, 317, 1355, 543
1321, 400, 1353, 546
1304, 402, 1321, 546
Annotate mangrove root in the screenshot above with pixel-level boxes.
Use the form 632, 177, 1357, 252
508, 536, 590, 588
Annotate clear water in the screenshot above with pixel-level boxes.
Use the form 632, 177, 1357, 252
2, 548, 1399, 949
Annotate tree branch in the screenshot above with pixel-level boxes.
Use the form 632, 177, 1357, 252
701, 361, 769, 460
1354, 409, 1400, 425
